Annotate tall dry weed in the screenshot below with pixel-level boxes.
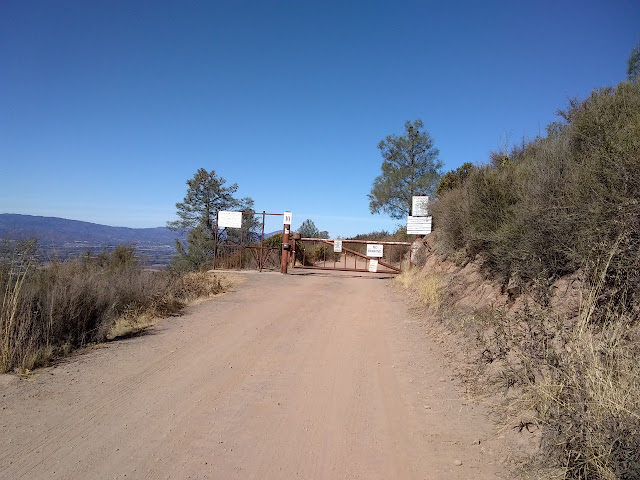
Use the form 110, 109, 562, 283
472, 271, 640, 478
0, 243, 226, 373
395, 268, 441, 308
1, 258, 34, 371
528, 283, 640, 479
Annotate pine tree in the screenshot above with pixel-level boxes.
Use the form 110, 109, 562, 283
368, 120, 442, 219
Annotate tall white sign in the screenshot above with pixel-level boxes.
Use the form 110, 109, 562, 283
283, 211, 292, 225
333, 240, 342, 253
368, 259, 379, 273
218, 211, 242, 229
412, 196, 430, 216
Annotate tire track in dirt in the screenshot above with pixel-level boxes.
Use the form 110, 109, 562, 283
136, 278, 327, 480
1, 274, 308, 479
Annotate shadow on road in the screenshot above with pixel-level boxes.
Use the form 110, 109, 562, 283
290, 270, 396, 280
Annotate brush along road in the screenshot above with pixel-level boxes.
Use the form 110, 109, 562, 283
0, 271, 508, 479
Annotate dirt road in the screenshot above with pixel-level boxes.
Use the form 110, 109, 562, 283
0, 271, 508, 479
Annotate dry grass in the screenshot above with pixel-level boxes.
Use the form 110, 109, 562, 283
395, 268, 442, 308
0, 244, 229, 373
107, 271, 237, 340
518, 242, 640, 479
1, 260, 30, 370
106, 312, 160, 341
526, 299, 640, 479
450, 285, 640, 479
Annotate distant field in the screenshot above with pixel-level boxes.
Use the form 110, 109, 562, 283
36, 242, 177, 266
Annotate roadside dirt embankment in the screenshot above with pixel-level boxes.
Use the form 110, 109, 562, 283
403, 235, 639, 479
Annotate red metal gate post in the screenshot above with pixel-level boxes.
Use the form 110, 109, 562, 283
281, 220, 291, 274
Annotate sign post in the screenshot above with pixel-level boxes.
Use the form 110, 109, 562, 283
281, 211, 292, 274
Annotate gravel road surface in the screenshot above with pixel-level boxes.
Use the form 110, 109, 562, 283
0, 270, 508, 479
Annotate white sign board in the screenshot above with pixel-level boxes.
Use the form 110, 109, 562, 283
412, 196, 430, 216
368, 259, 378, 273
333, 240, 342, 253
407, 215, 432, 235
283, 211, 292, 225
366, 244, 383, 258
218, 211, 242, 229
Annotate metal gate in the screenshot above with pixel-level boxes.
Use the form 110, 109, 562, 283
211, 211, 284, 272
291, 236, 412, 274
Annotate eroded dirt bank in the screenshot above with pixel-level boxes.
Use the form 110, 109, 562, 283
0, 271, 510, 479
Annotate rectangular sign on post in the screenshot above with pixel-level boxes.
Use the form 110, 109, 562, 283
283, 211, 292, 225
407, 215, 432, 235
333, 240, 342, 253
366, 244, 383, 257
218, 211, 242, 229
412, 196, 430, 217
368, 259, 378, 273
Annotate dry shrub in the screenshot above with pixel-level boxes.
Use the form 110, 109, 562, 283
169, 271, 223, 302
106, 271, 224, 340
1, 243, 37, 371
0, 242, 226, 373
434, 81, 640, 307
421, 80, 640, 479
211, 246, 275, 270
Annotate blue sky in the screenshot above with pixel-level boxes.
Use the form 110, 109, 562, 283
1, 1, 638, 237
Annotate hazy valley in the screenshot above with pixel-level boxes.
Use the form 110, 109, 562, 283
0, 214, 180, 266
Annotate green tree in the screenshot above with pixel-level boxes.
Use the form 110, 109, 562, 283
368, 120, 442, 219
167, 168, 241, 235
295, 219, 331, 265
435, 162, 476, 197
170, 225, 215, 272
297, 219, 328, 239
167, 169, 255, 270
628, 42, 640, 83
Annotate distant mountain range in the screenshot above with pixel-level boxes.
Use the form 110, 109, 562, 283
0, 214, 281, 266
0, 214, 180, 265
0, 214, 178, 246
